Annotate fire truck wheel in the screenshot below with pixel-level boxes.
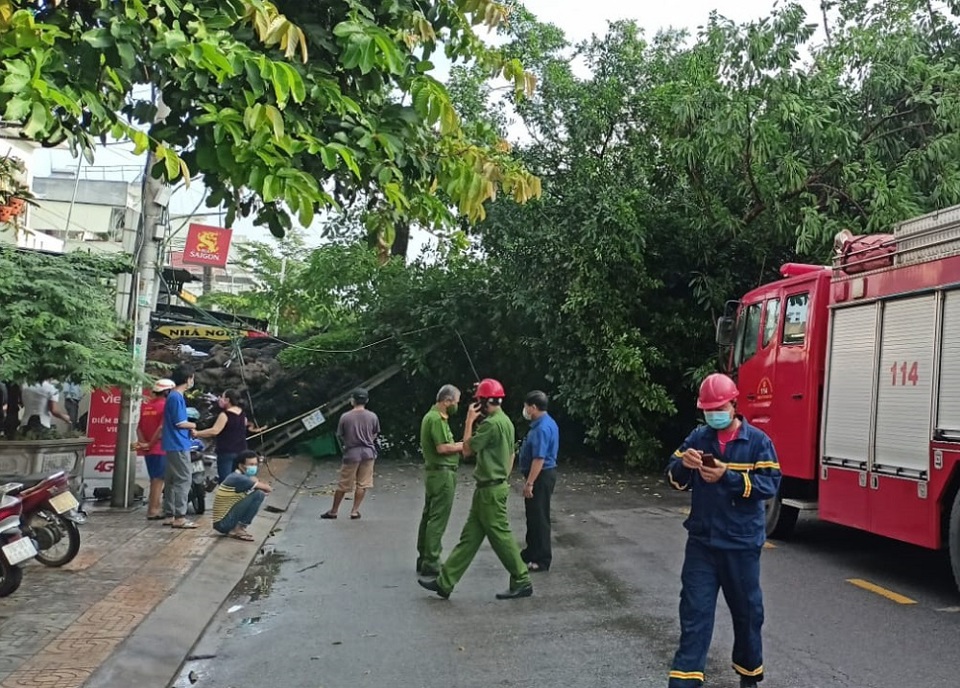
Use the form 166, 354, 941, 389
947, 489, 960, 592
764, 493, 799, 539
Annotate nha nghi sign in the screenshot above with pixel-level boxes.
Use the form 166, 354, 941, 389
183, 223, 233, 268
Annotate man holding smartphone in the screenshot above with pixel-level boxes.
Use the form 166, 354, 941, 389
418, 378, 532, 600
665, 373, 781, 688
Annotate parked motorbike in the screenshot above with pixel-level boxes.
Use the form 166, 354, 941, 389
12, 471, 84, 567
0, 483, 38, 597
188, 438, 215, 516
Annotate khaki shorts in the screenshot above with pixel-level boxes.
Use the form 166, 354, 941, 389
338, 460, 375, 492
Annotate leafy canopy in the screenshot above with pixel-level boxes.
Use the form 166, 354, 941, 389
207, 0, 960, 464
0, 248, 134, 387
0, 0, 540, 241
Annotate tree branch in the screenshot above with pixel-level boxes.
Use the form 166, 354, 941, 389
809, 181, 867, 219
597, 119, 616, 160
743, 108, 763, 209
860, 97, 914, 143
742, 158, 842, 226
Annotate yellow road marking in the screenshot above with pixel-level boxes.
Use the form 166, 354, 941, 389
846, 578, 917, 605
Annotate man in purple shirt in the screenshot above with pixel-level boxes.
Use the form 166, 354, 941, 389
321, 388, 380, 520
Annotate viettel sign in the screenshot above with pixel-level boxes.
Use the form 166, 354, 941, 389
183, 223, 233, 268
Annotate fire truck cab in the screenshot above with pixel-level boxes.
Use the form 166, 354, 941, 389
718, 206, 960, 590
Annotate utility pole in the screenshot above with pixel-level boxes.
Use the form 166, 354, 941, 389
111, 98, 171, 508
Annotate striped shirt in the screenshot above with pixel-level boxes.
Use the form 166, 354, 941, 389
212, 472, 256, 522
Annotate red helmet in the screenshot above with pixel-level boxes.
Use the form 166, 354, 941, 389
697, 373, 738, 410
474, 378, 506, 399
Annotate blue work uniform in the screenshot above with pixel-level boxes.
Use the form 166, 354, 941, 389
665, 417, 781, 687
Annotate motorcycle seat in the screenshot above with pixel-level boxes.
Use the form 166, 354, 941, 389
0, 474, 50, 495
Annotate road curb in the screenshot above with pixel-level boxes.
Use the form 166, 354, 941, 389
83, 456, 314, 688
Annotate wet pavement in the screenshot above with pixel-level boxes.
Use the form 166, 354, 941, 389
176, 461, 960, 688
0, 457, 305, 688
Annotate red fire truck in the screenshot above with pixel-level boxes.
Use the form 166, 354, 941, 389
717, 205, 960, 589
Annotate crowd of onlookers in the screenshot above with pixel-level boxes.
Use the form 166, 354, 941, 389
136, 364, 270, 539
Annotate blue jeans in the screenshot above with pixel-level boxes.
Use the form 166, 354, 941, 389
213, 491, 265, 534
217, 452, 240, 483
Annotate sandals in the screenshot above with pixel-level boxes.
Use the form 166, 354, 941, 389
147, 515, 166, 521
228, 531, 255, 541
170, 521, 198, 529
350, 513, 361, 520
320, 511, 338, 519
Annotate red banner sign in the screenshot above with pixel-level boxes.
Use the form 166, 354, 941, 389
183, 223, 233, 268
85, 388, 149, 458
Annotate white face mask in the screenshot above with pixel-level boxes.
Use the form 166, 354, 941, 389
522, 408, 532, 421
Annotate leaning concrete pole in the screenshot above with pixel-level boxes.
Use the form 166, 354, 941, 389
112, 99, 171, 508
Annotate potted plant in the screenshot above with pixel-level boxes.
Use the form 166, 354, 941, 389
0, 155, 32, 226
0, 248, 134, 488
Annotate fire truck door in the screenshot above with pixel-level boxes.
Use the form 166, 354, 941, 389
732, 299, 771, 435
772, 291, 817, 479
874, 295, 937, 474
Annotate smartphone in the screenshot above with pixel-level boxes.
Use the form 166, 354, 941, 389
701, 453, 717, 468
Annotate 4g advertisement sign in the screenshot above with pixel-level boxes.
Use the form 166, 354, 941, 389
83, 388, 148, 491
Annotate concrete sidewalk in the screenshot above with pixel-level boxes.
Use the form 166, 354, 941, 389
0, 455, 312, 688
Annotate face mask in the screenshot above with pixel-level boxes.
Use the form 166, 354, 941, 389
245, 466, 258, 477
522, 408, 532, 421
218, 398, 228, 409
704, 410, 733, 430
446, 403, 459, 416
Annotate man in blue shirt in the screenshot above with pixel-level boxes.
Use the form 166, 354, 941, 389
161, 365, 198, 529
665, 373, 781, 688
518, 390, 559, 572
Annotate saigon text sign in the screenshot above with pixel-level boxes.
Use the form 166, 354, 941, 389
183, 223, 233, 268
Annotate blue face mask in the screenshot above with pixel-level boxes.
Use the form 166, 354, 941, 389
245, 466, 258, 477
704, 411, 733, 430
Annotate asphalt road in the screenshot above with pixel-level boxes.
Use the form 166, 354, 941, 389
173, 461, 960, 688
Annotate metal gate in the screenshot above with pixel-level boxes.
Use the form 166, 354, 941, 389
874, 295, 937, 474
938, 291, 960, 439
823, 304, 878, 464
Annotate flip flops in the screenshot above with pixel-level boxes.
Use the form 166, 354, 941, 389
170, 521, 198, 529
350, 513, 361, 520
228, 531, 255, 541
320, 511, 338, 519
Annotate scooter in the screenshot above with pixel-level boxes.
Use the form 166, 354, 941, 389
188, 438, 216, 516
13, 471, 84, 567
0, 483, 38, 597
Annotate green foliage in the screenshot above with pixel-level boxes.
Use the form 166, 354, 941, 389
0, 0, 540, 245
217, 0, 960, 466
0, 248, 134, 387
460, 0, 960, 464
199, 232, 316, 336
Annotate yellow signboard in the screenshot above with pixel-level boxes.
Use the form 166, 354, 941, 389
155, 325, 237, 341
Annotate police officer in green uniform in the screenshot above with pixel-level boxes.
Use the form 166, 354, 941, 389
418, 378, 533, 600
416, 384, 464, 576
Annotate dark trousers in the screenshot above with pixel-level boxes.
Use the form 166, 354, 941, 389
668, 538, 764, 687
520, 468, 556, 569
